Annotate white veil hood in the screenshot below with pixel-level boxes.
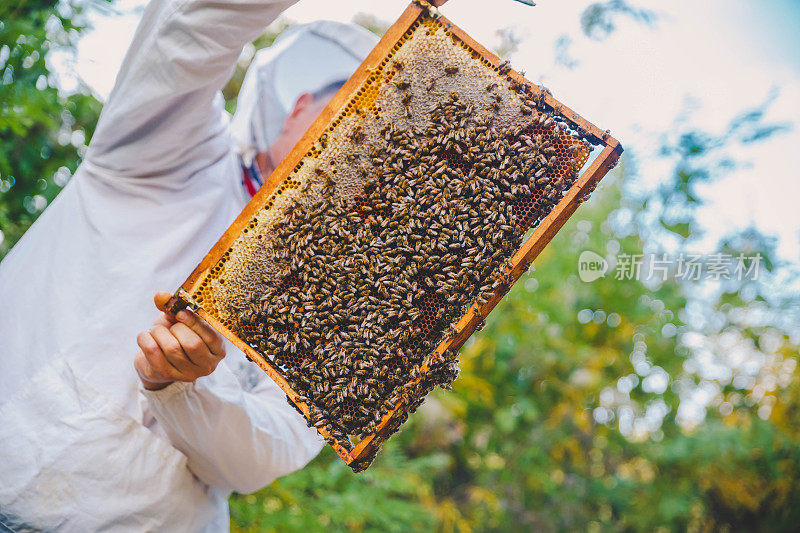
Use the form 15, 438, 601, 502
230, 20, 379, 166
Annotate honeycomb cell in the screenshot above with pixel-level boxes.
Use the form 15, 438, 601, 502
181, 7, 600, 472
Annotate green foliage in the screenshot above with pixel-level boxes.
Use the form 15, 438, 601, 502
0, 0, 107, 257
230, 445, 443, 532
580, 0, 657, 41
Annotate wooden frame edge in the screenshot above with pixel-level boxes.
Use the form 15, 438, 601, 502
171, 0, 624, 469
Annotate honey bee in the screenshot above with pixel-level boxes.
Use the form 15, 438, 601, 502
350, 127, 366, 145
232, 85, 594, 457
401, 93, 412, 110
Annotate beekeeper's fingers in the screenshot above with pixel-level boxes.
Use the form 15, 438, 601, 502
174, 308, 225, 357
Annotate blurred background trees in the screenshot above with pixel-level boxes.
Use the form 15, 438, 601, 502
2, 1, 798, 531
0, 0, 108, 256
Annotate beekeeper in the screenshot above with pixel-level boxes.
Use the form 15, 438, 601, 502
0, 0, 446, 529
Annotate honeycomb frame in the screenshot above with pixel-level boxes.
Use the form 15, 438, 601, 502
168, 0, 623, 470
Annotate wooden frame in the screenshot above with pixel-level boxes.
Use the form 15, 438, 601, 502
168, 0, 622, 469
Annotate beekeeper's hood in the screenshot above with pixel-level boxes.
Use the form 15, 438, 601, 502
230, 20, 379, 166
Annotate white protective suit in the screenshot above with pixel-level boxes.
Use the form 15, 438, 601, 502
0, 0, 376, 530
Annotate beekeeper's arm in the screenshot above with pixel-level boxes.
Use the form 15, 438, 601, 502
85, 0, 298, 181
141, 363, 322, 493
135, 293, 323, 493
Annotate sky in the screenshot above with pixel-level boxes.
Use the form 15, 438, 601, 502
68, 0, 800, 260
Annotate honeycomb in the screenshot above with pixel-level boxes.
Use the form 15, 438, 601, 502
172, 0, 617, 472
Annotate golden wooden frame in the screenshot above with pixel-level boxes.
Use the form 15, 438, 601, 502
168, 0, 623, 469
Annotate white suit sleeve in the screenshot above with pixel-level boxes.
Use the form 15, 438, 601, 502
85, 0, 298, 180
141, 361, 324, 493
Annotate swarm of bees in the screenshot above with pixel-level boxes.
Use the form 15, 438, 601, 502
167, 1, 613, 472
229, 61, 591, 467
180, 7, 604, 471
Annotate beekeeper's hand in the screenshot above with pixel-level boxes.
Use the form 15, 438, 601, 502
134, 291, 226, 391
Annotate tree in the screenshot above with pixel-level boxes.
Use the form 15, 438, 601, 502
0, 0, 107, 257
